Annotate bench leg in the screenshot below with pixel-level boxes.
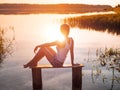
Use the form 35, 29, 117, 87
72, 67, 82, 90
32, 68, 42, 90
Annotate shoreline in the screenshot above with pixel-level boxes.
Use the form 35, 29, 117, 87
0, 4, 112, 14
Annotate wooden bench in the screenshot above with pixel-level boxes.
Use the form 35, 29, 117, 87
30, 64, 84, 90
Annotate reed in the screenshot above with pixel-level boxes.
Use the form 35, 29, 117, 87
87, 47, 120, 90
0, 26, 15, 65
64, 13, 120, 35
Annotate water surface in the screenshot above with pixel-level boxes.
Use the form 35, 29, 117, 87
0, 13, 120, 90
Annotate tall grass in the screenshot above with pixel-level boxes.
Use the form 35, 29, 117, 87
0, 26, 15, 65
64, 13, 120, 35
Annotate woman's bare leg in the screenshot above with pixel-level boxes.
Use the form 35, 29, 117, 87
24, 47, 56, 68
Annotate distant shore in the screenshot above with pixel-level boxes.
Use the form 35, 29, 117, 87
0, 4, 112, 14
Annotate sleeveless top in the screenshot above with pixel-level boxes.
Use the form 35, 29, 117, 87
55, 37, 72, 63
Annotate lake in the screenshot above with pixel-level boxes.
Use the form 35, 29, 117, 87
0, 13, 120, 90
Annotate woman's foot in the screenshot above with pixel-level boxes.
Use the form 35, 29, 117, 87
23, 64, 29, 68
24, 61, 37, 68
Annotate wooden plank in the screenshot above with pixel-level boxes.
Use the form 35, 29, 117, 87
30, 64, 84, 90
30, 64, 84, 69
72, 66, 82, 89
32, 68, 42, 90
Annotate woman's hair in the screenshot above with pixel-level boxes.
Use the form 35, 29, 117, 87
60, 24, 70, 36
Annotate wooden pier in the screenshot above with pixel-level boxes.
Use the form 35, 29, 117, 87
30, 64, 84, 90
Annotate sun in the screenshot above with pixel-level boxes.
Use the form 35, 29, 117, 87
44, 24, 65, 42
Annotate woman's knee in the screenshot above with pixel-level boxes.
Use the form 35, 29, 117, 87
39, 46, 56, 57
40, 46, 50, 51
39, 47, 51, 53
36, 46, 46, 54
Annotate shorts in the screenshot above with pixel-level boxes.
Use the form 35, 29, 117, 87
51, 59, 63, 67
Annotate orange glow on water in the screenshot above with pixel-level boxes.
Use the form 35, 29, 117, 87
1, 13, 120, 49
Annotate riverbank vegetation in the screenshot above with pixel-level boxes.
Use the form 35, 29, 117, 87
113, 4, 120, 13
0, 27, 15, 65
87, 47, 120, 90
96, 48, 120, 72
63, 13, 120, 35
63, 6, 120, 35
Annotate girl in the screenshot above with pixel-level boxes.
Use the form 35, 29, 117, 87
24, 24, 74, 68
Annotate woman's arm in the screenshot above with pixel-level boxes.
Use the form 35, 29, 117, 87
70, 38, 74, 65
34, 41, 58, 53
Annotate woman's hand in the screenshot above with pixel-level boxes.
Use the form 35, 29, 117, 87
34, 46, 39, 53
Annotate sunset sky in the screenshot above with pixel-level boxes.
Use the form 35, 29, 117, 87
0, 0, 120, 7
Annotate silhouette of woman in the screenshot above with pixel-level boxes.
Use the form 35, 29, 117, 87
24, 24, 74, 68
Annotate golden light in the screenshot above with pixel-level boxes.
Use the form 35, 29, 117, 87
57, 34, 65, 43
44, 24, 65, 42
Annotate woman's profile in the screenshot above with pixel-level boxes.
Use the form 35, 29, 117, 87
24, 24, 74, 68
